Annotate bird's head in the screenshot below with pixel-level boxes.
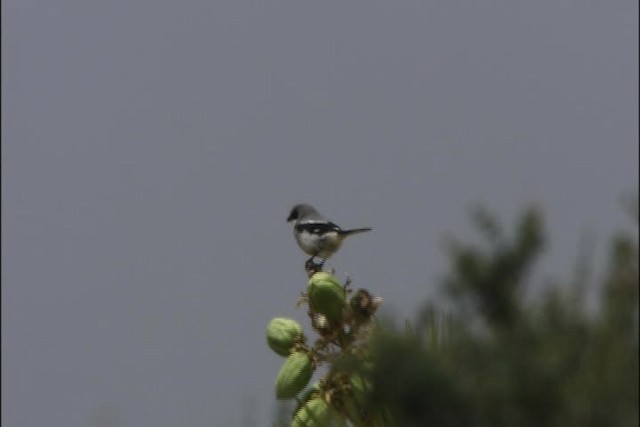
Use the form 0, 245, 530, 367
287, 204, 317, 222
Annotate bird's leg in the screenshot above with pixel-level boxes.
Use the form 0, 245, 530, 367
305, 257, 320, 276
305, 254, 324, 276
305, 257, 316, 269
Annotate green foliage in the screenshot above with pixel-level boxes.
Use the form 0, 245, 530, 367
364, 206, 639, 427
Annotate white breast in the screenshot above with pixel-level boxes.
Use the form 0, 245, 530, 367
295, 230, 342, 258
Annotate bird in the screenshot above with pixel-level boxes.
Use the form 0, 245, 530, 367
286, 203, 372, 265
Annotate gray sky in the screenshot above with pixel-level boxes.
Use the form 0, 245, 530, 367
2, 0, 637, 426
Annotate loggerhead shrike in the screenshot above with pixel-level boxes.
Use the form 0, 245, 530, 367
287, 203, 372, 263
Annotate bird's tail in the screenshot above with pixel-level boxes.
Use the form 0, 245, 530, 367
339, 227, 372, 236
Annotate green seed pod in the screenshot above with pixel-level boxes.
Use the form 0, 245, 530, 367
293, 381, 322, 416
266, 317, 304, 357
307, 272, 346, 323
276, 352, 314, 399
292, 397, 343, 427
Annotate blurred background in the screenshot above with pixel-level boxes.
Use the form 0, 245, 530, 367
2, 0, 637, 425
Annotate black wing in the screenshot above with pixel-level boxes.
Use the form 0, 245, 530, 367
295, 221, 342, 235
